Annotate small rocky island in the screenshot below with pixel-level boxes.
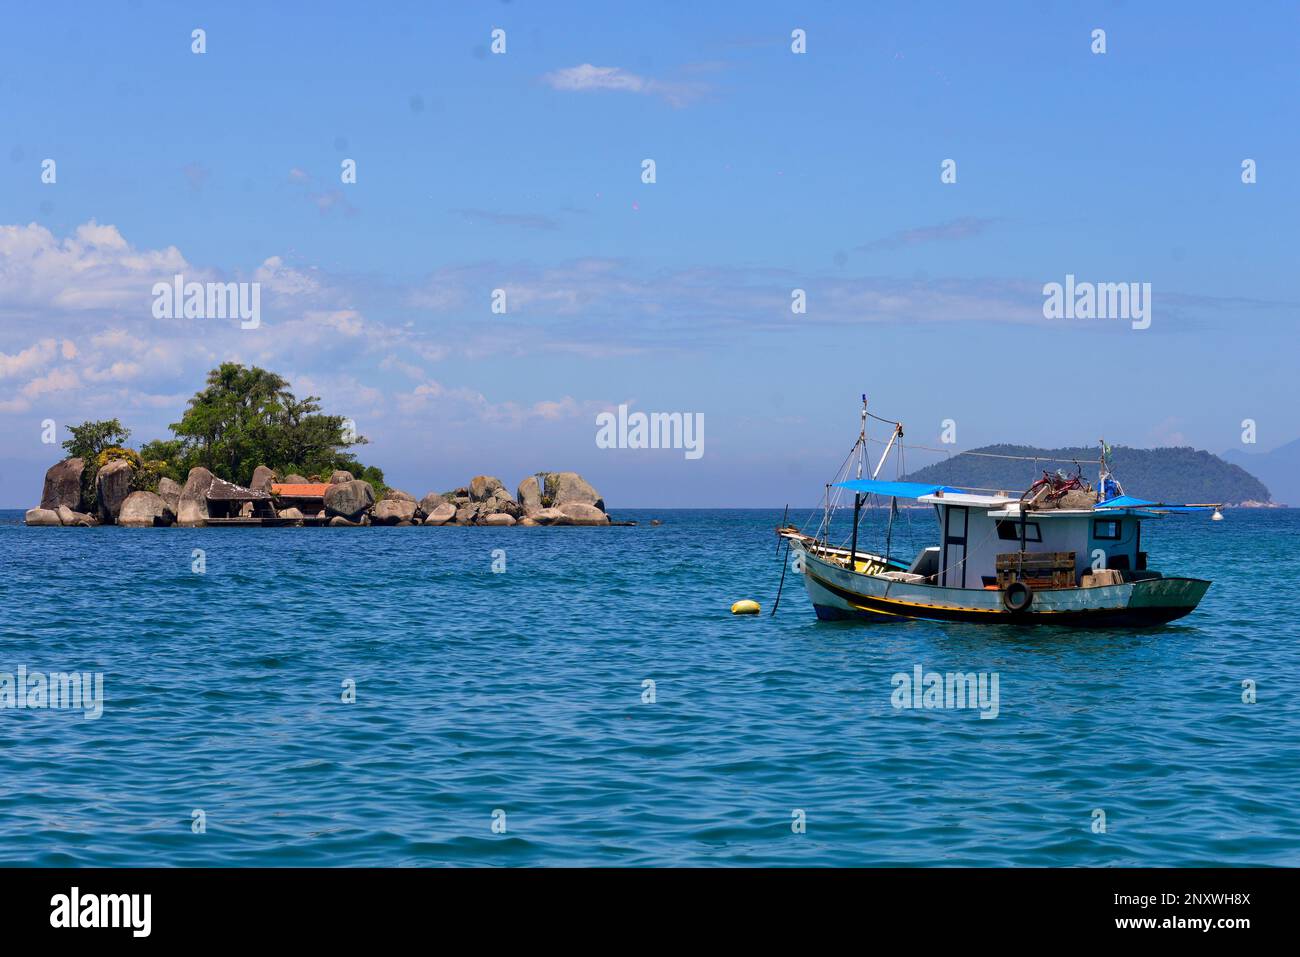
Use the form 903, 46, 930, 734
27, 461, 611, 528
24, 362, 615, 529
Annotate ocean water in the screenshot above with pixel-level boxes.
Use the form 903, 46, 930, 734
1, 506, 1298, 867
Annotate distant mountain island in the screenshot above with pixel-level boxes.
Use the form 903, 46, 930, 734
1221, 437, 1300, 508
903, 444, 1274, 505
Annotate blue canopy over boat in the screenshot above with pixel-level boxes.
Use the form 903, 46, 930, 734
1095, 494, 1156, 509
1096, 494, 1215, 513
833, 479, 960, 499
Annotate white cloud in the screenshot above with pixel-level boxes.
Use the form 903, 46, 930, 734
543, 64, 649, 94
379, 354, 425, 381
0, 221, 190, 313
83, 360, 143, 383
393, 377, 615, 430
540, 64, 709, 107
254, 256, 322, 297
0, 338, 62, 379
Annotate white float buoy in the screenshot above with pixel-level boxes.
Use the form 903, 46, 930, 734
1212, 508, 1224, 521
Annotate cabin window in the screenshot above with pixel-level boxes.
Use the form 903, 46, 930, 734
1093, 519, 1122, 540
996, 520, 1040, 542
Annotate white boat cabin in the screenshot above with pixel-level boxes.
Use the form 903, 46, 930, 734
909, 490, 1153, 590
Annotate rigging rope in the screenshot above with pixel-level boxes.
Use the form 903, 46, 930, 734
866, 436, 1091, 467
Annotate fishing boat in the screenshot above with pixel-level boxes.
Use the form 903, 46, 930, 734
778, 398, 1215, 627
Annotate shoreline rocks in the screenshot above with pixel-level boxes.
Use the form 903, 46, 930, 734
27, 459, 615, 529
25, 505, 99, 527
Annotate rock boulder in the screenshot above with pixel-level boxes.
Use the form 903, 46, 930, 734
250, 465, 278, 493
41, 458, 85, 511
557, 503, 610, 525
177, 467, 217, 526
324, 479, 375, 520
543, 472, 605, 511
25, 507, 61, 526
418, 492, 446, 516
372, 498, 417, 525
96, 459, 135, 524
57, 505, 95, 526
483, 513, 516, 526
158, 477, 183, 513
118, 491, 175, 527
516, 475, 543, 514
329, 470, 354, 485
532, 507, 572, 526
284, 473, 309, 485
469, 475, 505, 502
423, 502, 456, 525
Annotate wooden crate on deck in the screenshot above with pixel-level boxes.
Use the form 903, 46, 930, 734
996, 551, 1076, 589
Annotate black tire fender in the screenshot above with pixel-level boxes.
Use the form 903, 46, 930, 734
1002, 580, 1034, 613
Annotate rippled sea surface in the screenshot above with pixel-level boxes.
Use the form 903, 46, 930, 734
1, 507, 1298, 866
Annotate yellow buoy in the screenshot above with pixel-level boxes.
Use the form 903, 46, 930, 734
731, 600, 761, 615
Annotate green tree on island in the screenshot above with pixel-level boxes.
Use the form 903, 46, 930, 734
61, 417, 137, 509
65, 363, 384, 494
62, 418, 131, 461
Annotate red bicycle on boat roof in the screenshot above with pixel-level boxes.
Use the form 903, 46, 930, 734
1024, 464, 1088, 503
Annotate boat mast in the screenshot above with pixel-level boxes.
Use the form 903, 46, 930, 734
872, 422, 903, 480
848, 395, 867, 568
876, 419, 904, 564
1098, 438, 1108, 499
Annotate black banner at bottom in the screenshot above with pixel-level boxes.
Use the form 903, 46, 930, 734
0, 867, 1284, 942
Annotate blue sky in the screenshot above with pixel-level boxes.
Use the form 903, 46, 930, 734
2, 1, 1297, 506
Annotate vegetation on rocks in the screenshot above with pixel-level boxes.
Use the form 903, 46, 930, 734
165, 363, 380, 488
53, 362, 385, 505
62, 419, 131, 511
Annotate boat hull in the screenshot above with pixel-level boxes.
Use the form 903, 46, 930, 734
795, 543, 1210, 628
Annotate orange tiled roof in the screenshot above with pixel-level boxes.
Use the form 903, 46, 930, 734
271, 483, 331, 497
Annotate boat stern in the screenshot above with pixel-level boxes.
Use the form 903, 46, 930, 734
1125, 576, 1212, 619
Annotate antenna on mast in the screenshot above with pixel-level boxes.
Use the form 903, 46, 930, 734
857, 394, 868, 479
